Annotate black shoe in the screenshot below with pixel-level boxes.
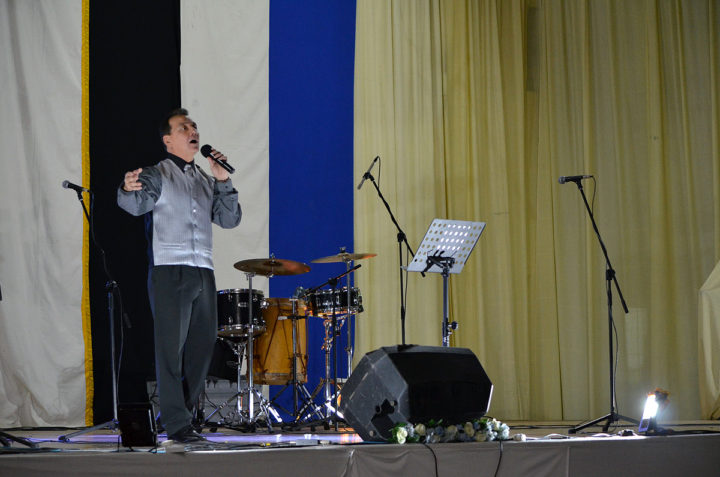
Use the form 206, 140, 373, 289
168, 426, 206, 444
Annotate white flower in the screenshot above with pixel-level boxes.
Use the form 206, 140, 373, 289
444, 425, 458, 442
427, 434, 441, 444
391, 426, 408, 444
396, 418, 511, 444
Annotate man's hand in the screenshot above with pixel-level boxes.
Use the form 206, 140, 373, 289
123, 168, 143, 191
205, 148, 231, 182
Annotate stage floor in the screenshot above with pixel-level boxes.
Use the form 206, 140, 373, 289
1, 421, 719, 476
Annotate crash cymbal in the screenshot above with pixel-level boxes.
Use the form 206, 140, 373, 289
311, 252, 377, 263
234, 258, 310, 276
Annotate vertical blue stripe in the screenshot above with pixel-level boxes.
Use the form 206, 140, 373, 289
269, 0, 357, 418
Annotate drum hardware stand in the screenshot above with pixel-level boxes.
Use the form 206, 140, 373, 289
564, 178, 637, 434
326, 281, 340, 431
244, 272, 260, 426
310, 248, 374, 404
301, 266, 360, 430
270, 311, 325, 427
203, 337, 281, 432
407, 219, 486, 347
339, 247, 356, 378
227, 256, 312, 430
206, 273, 282, 432
289, 312, 311, 420
360, 166, 423, 345
60, 188, 124, 442
298, 318, 343, 431
202, 337, 245, 427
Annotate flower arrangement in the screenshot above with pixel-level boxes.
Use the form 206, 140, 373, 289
389, 417, 511, 444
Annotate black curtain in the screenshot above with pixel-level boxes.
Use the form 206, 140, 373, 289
89, 0, 180, 424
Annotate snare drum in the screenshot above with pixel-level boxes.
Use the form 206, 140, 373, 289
307, 286, 363, 317
217, 289, 266, 338
252, 298, 308, 385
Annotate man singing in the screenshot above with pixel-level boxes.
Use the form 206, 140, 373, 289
117, 108, 242, 443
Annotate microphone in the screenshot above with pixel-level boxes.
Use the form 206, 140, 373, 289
558, 174, 593, 184
357, 156, 380, 190
62, 180, 91, 193
200, 144, 235, 174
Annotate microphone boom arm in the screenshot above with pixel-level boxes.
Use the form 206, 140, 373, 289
572, 180, 628, 313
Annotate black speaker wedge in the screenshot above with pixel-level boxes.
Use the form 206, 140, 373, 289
339, 345, 493, 442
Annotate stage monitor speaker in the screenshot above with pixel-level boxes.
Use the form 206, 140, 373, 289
118, 402, 157, 448
339, 345, 493, 442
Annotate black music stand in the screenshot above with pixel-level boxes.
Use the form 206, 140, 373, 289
408, 219, 485, 346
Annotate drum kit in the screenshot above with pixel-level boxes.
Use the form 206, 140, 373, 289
203, 250, 375, 431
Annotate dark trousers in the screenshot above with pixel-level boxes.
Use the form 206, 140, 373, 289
150, 265, 217, 436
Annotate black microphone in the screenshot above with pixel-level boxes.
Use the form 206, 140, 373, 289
201, 144, 235, 174
558, 174, 593, 184
62, 180, 91, 193
357, 156, 380, 190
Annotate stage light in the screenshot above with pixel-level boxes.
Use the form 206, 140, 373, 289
638, 388, 669, 435
638, 394, 658, 432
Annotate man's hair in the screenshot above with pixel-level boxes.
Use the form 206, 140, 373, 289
159, 108, 189, 138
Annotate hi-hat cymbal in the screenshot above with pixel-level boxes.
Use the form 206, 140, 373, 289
234, 258, 310, 276
311, 252, 377, 263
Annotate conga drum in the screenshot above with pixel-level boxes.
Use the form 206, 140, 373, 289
252, 298, 308, 385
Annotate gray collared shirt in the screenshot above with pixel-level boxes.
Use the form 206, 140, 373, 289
117, 157, 242, 270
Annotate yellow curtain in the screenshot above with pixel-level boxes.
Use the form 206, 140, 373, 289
354, 0, 720, 420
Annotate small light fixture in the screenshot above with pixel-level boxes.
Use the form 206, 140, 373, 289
638, 388, 670, 435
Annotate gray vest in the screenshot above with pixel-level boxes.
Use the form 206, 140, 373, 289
152, 159, 215, 269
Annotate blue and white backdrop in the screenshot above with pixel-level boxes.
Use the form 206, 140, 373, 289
0, 0, 356, 427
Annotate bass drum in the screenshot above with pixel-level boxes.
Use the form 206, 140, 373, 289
252, 298, 308, 385
217, 288, 266, 338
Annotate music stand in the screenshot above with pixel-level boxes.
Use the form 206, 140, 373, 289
408, 219, 485, 346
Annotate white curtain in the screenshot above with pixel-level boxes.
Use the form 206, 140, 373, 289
0, 0, 85, 427
180, 0, 270, 295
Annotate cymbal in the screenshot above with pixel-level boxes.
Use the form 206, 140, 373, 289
234, 258, 310, 276
311, 252, 377, 263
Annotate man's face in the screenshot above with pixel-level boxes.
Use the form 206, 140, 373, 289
163, 115, 199, 161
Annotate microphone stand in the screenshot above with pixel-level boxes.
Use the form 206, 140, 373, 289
566, 179, 637, 433
364, 172, 421, 345
60, 189, 125, 442
0, 431, 38, 449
